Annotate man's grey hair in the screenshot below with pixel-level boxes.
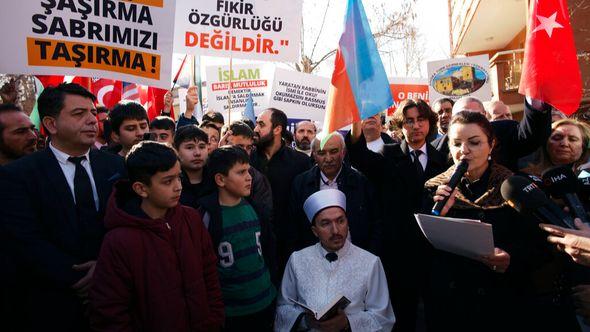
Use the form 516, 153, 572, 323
311, 131, 345, 152
452, 96, 486, 115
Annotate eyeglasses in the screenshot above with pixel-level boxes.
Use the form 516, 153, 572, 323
403, 117, 428, 126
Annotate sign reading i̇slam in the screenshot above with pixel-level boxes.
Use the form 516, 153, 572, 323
0, 0, 176, 88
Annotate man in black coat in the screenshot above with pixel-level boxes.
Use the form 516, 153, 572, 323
346, 99, 447, 332
250, 108, 312, 269
0, 83, 125, 332
432, 96, 552, 171
289, 132, 381, 254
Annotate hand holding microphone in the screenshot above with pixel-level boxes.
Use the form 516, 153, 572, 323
432, 160, 469, 216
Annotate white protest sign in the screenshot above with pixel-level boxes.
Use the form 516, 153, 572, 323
427, 55, 492, 102
205, 63, 274, 121
0, 0, 176, 88
175, 0, 302, 62
269, 68, 330, 123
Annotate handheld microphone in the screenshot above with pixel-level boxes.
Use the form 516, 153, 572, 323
500, 175, 576, 229
431, 160, 469, 216
542, 165, 589, 224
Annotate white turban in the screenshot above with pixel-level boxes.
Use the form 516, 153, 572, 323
303, 189, 346, 223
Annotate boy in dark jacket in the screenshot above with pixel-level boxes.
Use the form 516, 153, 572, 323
198, 146, 277, 331
90, 141, 224, 332
174, 125, 215, 210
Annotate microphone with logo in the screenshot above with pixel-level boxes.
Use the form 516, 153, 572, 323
431, 160, 469, 216
500, 175, 576, 229
542, 165, 589, 224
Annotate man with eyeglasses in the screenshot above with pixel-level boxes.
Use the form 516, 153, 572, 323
346, 99, 447, 332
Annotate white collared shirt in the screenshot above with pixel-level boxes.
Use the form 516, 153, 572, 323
366, 136, 385, 153
49, 142, 100, 210
319, 167, 342, 191
409, 143, 428, 171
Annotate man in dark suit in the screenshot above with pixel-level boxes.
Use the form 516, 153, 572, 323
346, 99, 447, 332
250, 108, 312, 269
289, 132, 381, 254
0, 83, 125, 332
432, 96, 551, 171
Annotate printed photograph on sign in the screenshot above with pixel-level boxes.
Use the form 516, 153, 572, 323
431, 65, 488, 97
427, 54, 492, 102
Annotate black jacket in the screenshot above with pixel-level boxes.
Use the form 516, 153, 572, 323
250, 143, 312, 266
346, 134, 447, 258
433, 99, 552, 171
197, 192, 278, 286
0, 148, 125, 332
423, 163, 580, 331
288, 164, 382, 254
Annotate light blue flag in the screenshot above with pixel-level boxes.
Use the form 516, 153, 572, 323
243, 91, 256, 123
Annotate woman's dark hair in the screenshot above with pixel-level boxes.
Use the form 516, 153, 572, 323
449, 111, 495, 146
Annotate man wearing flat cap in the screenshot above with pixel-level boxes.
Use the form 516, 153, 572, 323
274, 189, 395, 331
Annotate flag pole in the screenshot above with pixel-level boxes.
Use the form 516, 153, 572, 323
227, 54, 233, 124
171, 54, 188, 91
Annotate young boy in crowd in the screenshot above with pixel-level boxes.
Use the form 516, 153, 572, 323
108, 102, 149, 157
89, 141, 224, 332
219, 121, 273, 221
149, 116, 176, 145
198, 146, 277, 331
200, 121, 221, 153
174, 125, 215, 210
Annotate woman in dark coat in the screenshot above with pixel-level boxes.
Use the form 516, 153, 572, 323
423, 111, 579, 332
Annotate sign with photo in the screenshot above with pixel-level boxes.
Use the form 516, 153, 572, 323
427, 55, 492, 102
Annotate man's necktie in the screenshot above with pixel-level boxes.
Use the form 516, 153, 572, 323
68, 156, 96, 212
412, 150, 425, 179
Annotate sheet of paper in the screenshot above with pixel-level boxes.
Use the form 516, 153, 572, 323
414, 213, 494, 258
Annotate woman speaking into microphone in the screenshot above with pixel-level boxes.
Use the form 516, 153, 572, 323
423, 111, 579, 331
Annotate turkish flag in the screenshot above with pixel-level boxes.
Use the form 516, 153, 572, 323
519, 0, 581, 115
35, 75, 65, 88
91, 79, 122, 109
138, 86, 174, 121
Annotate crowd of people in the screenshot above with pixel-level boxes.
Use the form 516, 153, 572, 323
2, 82, 590, 331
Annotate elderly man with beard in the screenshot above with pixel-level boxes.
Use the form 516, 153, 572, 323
0, 103, 37, 166
251, 108, 312, 269
294, 120, 316, 156
289, 132, 381, 254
